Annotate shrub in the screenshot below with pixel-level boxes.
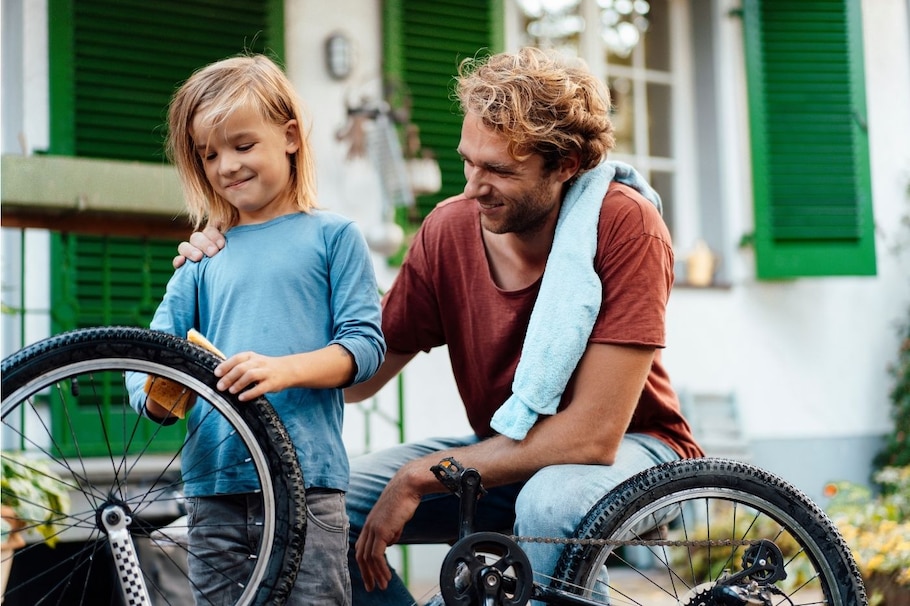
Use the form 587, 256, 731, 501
825, 466, 910, 605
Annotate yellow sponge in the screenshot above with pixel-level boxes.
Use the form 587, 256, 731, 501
186, 328, 226, 359
144, 329, 226, 419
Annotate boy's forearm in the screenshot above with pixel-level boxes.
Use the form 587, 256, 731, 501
290, 344, 357, 389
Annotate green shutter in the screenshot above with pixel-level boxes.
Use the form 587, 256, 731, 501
49, 0, 283, 162
384, 0, 503, 219
743, 0, 875, 278
50, 234, 187, 456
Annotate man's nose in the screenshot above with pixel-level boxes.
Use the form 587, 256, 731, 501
463, 166, 491, 199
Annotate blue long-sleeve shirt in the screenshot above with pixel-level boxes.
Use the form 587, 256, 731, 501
127, 211, 385, 495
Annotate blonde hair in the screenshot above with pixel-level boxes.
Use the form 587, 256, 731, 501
166, 54, 318, 229
456, 47, 614, 174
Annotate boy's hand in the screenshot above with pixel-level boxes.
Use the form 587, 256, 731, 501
215, 352, 295, 401
144, 375, 197, 419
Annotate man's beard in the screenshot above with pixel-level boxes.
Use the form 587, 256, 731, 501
479, 178, 556, 237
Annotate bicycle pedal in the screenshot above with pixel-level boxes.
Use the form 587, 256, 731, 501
431, 457, 467, 495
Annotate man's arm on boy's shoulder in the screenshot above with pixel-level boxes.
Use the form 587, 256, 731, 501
344, 350, 416, 402
173, 225, 225, 269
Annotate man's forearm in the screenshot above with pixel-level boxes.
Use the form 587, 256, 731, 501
344, 350, 415, 402
402, 343, 655, 496
402, 413, 617, 497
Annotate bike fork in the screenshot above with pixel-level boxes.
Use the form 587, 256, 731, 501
101, 504, 152, 606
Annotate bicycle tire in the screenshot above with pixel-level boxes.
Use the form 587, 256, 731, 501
550, 458, 867, 606
1, 326, 307, 606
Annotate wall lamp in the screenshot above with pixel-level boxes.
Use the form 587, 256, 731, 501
324, 32, 353, 80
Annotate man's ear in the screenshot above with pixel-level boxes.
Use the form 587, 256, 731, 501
556, 152, 582, 184
284, 119, 300, 154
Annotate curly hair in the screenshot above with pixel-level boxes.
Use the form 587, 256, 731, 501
166, 54, 318, 230
456, 47, 614, 174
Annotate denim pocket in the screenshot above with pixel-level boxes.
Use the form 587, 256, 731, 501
306, 491, 348, 534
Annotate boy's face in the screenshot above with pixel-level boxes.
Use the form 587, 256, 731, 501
191, 105, 300, 225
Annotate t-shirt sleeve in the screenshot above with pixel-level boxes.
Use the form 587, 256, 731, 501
126, 264, 199, 417
381, 217, 447, 355
591, 185, 674, 348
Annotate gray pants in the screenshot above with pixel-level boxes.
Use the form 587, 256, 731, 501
187, 490, 351, 605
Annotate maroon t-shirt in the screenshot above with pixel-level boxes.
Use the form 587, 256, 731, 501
381, 182, 703, 459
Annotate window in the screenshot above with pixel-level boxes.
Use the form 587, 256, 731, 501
49, 0, 283, 160
49, 234, 188, 456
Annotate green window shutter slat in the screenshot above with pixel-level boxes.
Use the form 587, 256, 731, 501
384, 0, 503, 220
743, 0, 876, 278
50, 0, 283, 162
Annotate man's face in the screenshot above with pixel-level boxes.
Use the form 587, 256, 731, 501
457, 112, 569, 236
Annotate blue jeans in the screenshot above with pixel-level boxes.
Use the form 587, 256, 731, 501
187, 490, 351, 605
346, 433, 678, 605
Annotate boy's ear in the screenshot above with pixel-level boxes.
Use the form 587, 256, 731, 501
284, 119, 300, 154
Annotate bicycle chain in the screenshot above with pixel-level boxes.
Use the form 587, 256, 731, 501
509, 535, 762, 547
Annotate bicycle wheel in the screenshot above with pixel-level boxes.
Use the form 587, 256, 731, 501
1, 326, 307, 606
551, 458, 866, 606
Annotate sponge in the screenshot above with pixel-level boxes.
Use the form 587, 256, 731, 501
143, 329, 226, 419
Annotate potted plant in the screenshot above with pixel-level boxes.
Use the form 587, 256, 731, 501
1, 451, 71, 596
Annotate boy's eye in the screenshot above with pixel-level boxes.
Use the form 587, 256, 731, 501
237, 143, 254, 152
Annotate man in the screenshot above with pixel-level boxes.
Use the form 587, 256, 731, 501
177, 47, 702, 604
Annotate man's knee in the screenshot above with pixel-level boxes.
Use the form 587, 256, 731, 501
513, 467, 585, 537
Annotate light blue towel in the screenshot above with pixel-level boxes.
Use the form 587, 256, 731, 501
489, 161, 662, 440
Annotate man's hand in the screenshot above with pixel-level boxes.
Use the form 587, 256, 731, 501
355, 465, 424, 591
172, 225, 226, 269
